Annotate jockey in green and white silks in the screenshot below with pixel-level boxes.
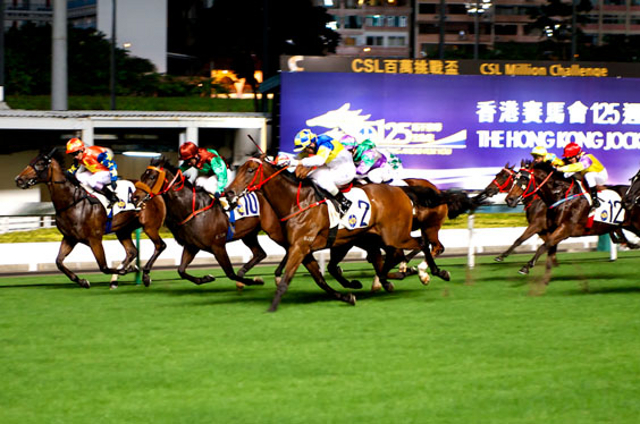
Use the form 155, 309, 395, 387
291, 129, 356, 217
340, 135, 403, 185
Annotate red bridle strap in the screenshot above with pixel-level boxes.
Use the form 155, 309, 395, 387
519, 168, 554, 199
492, 168, 515, 193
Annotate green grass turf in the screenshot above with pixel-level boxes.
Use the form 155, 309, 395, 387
1, 251, 639, 424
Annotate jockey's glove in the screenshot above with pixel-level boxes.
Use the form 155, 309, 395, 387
214, 191, 221, 199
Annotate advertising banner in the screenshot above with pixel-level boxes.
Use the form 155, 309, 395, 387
280, 72, 640, 190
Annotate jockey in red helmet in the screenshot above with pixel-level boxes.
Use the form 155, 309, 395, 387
178, 141, 228, 200
558, 142, 607, 208
66, 137, 120, 207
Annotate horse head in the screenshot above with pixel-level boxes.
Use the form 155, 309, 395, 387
15, 150, 59, 189
505, 161, 567, 208
623, 169, 640, 207
225, 156, 269, 205
132, 157, 182, 207
483, 162, 516, 198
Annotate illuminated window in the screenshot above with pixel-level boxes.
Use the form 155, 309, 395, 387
366, 36, 384, 46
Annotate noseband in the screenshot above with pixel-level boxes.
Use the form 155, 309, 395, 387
491, 168, 515, 193
135, 166, 184, 202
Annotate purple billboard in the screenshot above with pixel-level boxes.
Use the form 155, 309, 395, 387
280, 72, 640, 190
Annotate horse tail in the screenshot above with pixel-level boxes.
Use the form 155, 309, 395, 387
400, 185, 444, 208
441, 190, 479, 219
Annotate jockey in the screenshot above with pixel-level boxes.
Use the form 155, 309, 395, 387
66, 137, 120, 207
178, 141, 228, 200
530, 146, 563, 166
557, 142, 607, 208
341, 134, 403, 184
293, 129, 356, 217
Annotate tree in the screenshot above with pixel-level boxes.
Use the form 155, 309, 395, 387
5, 24, 159, 96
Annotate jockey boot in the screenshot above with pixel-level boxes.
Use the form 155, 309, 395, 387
335, 192, 352, 217
590, 187, 600, 209
99, 187, 119, 208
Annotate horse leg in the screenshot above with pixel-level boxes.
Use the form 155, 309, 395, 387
423, 225, 445, 257
327, 244, 363, 290
55, 237, 90, 288
268, 246, 305, 312
140, 227, 167, 287
235, 232, 267, 284
274, 252, 288, 285
110, 234, 138, 289
178, 246, 215, 285
417, 231, 451, 283
211, 243, 264, 289
303, 254, 357, 304
87, 238, 125, 289
495, 224, 541, 262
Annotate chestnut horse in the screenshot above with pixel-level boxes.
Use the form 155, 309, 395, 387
131, 157, 290, 287
505, 161, 640, 283
225, 155, 453, 312
14, 150, 167, 289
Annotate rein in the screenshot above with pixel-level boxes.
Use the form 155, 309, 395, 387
39, 160, 91, 213
136, 165, 215, 226
491, 168, 515, 193
242, 158, 326, 222
517, 168, 554, 200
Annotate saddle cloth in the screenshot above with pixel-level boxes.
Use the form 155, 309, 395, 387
82, 180, 137, 216
327, 187, 372, 230
588, 189, 626, 226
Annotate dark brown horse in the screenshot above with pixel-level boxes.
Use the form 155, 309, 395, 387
481, 162, 556, 263
14, 150, 167, 288
225, 155, 453, 312
505, 161, 640, 283
131, 157, 290, 288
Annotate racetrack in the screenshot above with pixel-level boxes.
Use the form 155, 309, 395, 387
1, 251, 639, 424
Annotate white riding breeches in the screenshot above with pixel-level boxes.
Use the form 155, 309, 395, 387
196, 175, 220, 195
584, 169, 608, 188
75, 170, 111, 190
309, 158, 356, 196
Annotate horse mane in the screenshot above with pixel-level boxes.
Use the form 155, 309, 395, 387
532, 160, 572, 184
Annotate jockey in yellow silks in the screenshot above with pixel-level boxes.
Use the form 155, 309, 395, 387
557, 142, 607, 208
290, 129, 356, 217
530, 146, 564, 166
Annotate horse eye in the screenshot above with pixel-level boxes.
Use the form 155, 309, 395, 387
248, 168, 255, 174
34, 162, 45, 171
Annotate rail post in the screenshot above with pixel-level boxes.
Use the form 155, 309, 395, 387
467, 213, 475, 269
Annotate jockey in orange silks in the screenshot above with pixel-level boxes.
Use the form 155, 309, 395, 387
66, 137, 119, 207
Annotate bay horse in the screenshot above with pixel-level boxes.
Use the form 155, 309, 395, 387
131, 157, 290, 287
504, 161, 640, 284
225, 155, 453, 312
14, 150, 167, 289
481, 162, 556, 264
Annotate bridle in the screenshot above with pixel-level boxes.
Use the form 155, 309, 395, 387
490, 167, 515, 193
509, 168, 554, 205
134, 165, 185, 203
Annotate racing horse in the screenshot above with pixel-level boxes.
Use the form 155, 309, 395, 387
14, 150, 167, 289
505, 161, 640, 283
480, 162, 556, 264
131, 157, 290, 287
225, 155, 453, 312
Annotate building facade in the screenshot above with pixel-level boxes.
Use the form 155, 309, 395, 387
317, 0, 640, 59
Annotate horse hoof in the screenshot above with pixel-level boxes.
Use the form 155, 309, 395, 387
346, 293, 356, 306
494, 256, 504, 262
349, 280, 363, 290
143, 274, 151, 287
202, 275, 215, 283
398, 262, 408, 273
235, 282, 245, 291
382, 282, 395, 292
109, 284, 118, 290
371, 282, 382, 292
253, 277, 265, 286
518, 267, 529, 275
78, 279, 90, 289
274, 276, 282, 286
439, 270, 451, 282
